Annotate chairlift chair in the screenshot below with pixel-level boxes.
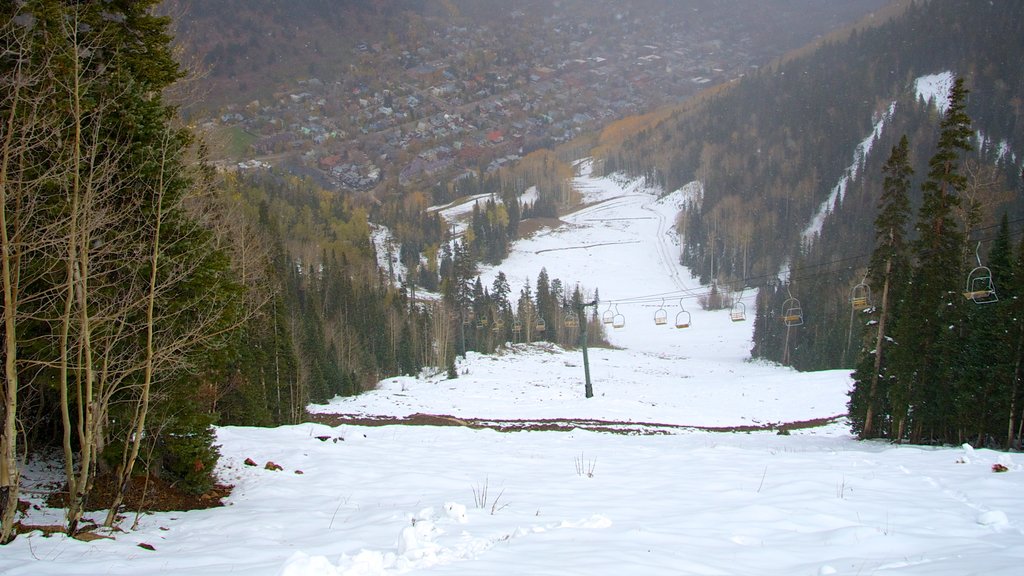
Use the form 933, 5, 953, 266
730, 301, 746, 322
674, 299, 691, 329
612, 305, 626, 329
654, 300, 668, 326
851, 280, 871, 309
964, 243, 998, 304
535, 317, 547, 332
964, 267, 998, 304
602, 303, 614, 325
564, 311, 579, 329
782, 296, 803, 327
512, 319, 522, 334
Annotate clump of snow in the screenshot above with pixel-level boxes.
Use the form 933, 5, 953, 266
977, 510, 1009, 527
915, 71, 954, 114
369, 223, 403, 282
444, 502, 468, 524
801, 101, 896, 247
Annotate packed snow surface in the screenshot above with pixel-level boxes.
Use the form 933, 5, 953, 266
5, 162, 1024, 575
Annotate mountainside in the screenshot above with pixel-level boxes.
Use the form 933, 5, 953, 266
599, 0, 1024, 370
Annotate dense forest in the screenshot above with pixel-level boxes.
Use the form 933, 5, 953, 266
0, 0, 258, 540
598, 0, 1024, 371
845, 80, 1024, 448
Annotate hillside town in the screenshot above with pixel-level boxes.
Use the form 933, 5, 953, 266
210, 5, 787, 192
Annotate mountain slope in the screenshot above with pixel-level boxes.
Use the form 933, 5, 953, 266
6, 159, 1024, 576
599, 0, 1024, 369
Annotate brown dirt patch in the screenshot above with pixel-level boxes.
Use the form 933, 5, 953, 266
45, 473, 231, 514
516, 217, 564, 238
307, 411, 846, 435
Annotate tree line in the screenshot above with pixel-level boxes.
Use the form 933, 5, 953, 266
847, 78, 1024, 448
0, 0, 266, 540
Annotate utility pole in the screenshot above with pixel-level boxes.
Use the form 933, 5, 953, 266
579, 300, 597, 398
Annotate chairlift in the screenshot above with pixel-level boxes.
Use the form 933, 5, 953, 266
602, 303, 614, 325
964, 242, 998, 304
535, 317, 547, 332
564, 311, 579, 329
730, 301, 747, 322
477, 317, 488, 329
851, 278, 871, 309
463, 309, 475, 325
512, 319, 522, 334
674, 299, 691, 329
781, 293, 804, 327
492, 317, 504, 332
654, 299, 668, 326
612, 305, 626, 329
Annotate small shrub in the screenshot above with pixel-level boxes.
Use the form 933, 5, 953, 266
155, 410, 220, 495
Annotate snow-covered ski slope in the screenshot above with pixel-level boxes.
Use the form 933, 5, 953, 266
314, 159, 847, 429
5, 162, 1024, 576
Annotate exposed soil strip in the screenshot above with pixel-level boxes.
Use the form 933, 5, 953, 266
306, 412, 845, 436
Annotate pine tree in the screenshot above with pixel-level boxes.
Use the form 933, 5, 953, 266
2, 0, 264, 535
535, 268, 553, 342
955, 214, 1013, 446
896, 77, 973, 443
849, 135, 913, 439
1008, 217, 1024, 448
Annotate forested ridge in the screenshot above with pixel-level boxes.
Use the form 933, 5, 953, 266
593, 1, 1024, 447
598, 0, 1024, 372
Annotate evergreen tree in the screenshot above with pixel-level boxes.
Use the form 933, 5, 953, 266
1, 0, 251, 535
895, 77, 973, 443
1008, 220, 1024, 448
849, 135, 913, 439
535, 268, 553, 341
954, 214, 1013, 445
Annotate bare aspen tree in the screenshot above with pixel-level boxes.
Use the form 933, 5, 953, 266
1, 12, 74, 542
430, 302, 452, 369
0, 15, 36, 544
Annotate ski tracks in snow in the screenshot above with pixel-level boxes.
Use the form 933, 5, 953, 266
280, 504, 612, 575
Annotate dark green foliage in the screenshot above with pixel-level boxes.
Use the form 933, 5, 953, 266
848, 80, 1024, 447
848, 135, 913, 439
159, 425, 220, 496
1, 0, 258, 508
225, 171, 436, 404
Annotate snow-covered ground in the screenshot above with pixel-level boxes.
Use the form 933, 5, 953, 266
5, 164, 1024, 576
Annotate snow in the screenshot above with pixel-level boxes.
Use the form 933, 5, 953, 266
801, 101, 895, 247
6, 162, 1024, 575
370, 224, 403, 282
427, 187, 538, 239
915, 71, 954, 114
